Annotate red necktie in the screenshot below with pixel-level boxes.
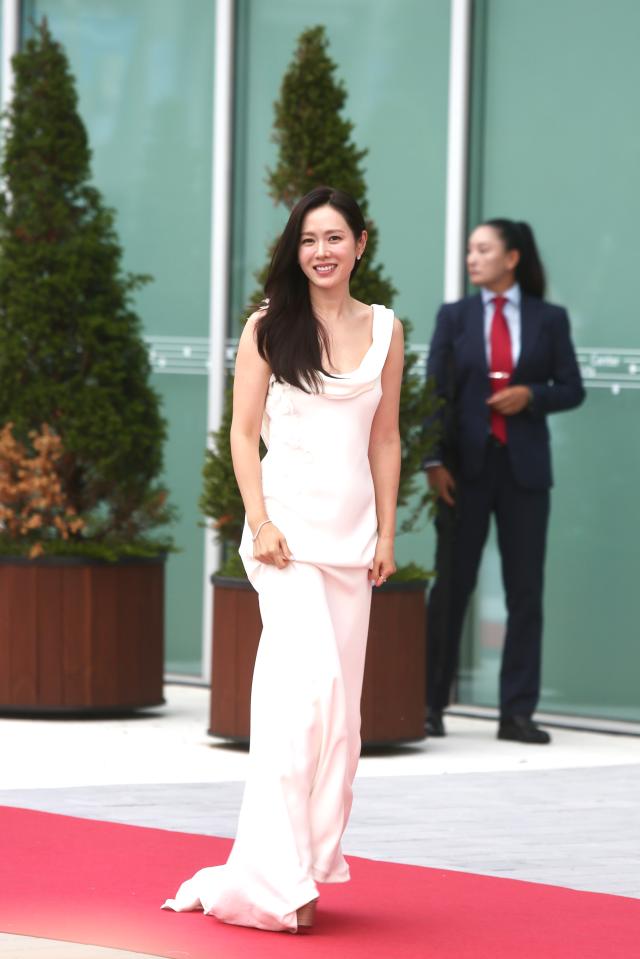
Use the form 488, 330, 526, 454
489, 295, 512, 444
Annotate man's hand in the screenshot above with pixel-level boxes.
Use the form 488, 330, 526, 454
487, 385, 532, 415
426, 465, 456, 507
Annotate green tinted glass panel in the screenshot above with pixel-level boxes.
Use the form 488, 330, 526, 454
459, 0, 640, 720
23, 0, 215, 674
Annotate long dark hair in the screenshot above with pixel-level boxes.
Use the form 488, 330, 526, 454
256, 186, 366, 391
482, 218, 546, 299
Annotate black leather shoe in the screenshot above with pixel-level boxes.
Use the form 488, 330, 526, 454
498, 715, 551, 744
426, 709, 446, 737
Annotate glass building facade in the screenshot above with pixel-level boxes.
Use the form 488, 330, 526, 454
3, 0, 638, 723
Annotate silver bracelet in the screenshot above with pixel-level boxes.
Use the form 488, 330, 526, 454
252, 519, 272, 541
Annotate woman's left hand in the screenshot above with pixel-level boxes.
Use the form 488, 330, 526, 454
369, 536, 396, 587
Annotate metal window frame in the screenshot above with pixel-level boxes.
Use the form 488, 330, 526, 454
1, 0, 20, 115
444, 0, 472, 302
201, 0, 236, 683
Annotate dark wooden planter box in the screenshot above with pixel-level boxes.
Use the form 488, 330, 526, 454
210, 574, 427, 745
0, 555, 165, 714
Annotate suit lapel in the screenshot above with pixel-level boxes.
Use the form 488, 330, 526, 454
466, 294, 487, 374
514, 294, 542, 379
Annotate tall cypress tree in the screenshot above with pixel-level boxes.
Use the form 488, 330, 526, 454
262, 26, 435, 517
202, 26, 437, 570
264, 25, 394, 310
0, 21, 171, 555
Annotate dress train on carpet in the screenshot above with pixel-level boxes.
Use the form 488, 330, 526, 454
162, 562, 371, 931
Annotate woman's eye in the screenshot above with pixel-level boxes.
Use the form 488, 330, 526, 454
329, 235, 342, 242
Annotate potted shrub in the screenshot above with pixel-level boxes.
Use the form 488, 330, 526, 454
0, 22, 173, 713
202, 27, 438, 745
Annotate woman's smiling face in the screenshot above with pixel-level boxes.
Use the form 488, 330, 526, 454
298, 204, 366, 289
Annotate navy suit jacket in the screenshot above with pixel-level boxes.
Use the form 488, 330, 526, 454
426, 294, 586, 490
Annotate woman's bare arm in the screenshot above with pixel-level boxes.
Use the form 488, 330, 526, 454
368, 317, 404, 583
230, 313, 292, 568
230, 313, 271, 532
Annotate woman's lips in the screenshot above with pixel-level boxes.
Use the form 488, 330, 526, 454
314, 264, 337, 274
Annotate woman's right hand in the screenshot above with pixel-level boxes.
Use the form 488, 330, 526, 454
252, 521, 293, 569
426, 465, 456, 506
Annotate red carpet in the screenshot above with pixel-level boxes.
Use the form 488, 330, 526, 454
0, 805, 638, 958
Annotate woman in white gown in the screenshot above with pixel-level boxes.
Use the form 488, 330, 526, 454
163, 186, 403, 932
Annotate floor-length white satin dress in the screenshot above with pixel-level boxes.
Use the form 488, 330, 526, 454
162, 304, 395, 932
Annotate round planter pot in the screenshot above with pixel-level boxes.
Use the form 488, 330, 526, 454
0, 554, 165, 714
209, 574, 427, 746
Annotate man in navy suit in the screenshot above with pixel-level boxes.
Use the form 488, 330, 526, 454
424, 219, 585, 743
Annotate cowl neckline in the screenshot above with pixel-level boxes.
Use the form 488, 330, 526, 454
264, 303, 394, 412
318, 303, 393, 398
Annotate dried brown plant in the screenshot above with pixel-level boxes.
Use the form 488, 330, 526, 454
0, 423, 85, 558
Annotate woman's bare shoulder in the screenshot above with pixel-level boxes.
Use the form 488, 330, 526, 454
392, 315, 404, 340
240, 306, 268, 343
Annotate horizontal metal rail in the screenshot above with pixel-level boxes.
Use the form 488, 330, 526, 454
143, 336, 640, 391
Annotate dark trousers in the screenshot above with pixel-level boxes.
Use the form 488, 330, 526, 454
427, 441, 550, 718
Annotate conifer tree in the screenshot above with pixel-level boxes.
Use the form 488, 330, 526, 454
264, 26, 394, 310
0, 21, 171, 555
200, 386, 245, 554
263, 26, 436, 516
203, 26, 437, 569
